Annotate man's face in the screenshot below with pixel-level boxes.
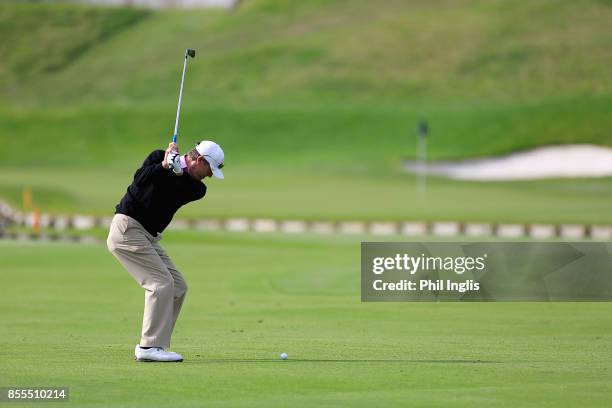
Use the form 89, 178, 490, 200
188, 156, 213, 180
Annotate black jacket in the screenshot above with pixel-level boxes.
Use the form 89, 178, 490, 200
115, 150, 206, 235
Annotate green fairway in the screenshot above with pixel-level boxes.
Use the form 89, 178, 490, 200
4, 166, 612, 224
2, 232, 612, 407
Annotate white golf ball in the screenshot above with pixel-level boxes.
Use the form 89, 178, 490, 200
280, 352, 288, 360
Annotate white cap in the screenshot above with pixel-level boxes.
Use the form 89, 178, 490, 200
195, 140, 225, 179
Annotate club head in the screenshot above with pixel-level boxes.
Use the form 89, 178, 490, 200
186, 49, 196, 58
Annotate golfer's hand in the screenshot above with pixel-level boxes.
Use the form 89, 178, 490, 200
163, 142, 179, 169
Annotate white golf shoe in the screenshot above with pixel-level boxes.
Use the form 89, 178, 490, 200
134, 345, 183, 362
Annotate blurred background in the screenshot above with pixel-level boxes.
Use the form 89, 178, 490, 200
1, 0, 612, 228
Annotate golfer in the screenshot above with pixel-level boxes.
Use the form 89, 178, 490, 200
107, 140, 224, 362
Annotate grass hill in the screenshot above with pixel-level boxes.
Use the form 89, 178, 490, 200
4, 0, 612, 107
0, 3, 149, 85
1, 0, 612, 223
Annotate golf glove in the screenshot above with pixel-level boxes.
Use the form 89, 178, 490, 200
168, 152, 183, 175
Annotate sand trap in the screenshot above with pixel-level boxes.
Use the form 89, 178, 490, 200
404, 144, 612, 181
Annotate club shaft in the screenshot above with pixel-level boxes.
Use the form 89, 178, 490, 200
173, 54, 189, 142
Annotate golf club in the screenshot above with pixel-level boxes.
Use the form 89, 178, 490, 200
169, 48, 196, 175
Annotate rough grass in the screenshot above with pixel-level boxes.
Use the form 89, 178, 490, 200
1, 1, 611, 223
0, 3, 149, 86
2, 0, 612, 106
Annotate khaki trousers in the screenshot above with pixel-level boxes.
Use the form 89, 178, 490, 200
107, 214, 187, 349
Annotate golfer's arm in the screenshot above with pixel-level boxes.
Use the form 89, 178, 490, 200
133, 150, 167, 185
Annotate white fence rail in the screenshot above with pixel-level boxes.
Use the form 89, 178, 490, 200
73, 0, 239, 9
1, 201, 610, 240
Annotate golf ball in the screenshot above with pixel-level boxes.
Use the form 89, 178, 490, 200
280, 352, 288, 360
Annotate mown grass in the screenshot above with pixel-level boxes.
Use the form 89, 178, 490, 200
4, 167, 612, 224
1, 233, 612, 407
3, 97, 612, 169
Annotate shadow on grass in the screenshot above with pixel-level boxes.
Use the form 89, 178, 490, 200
186, 358, 500, 364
